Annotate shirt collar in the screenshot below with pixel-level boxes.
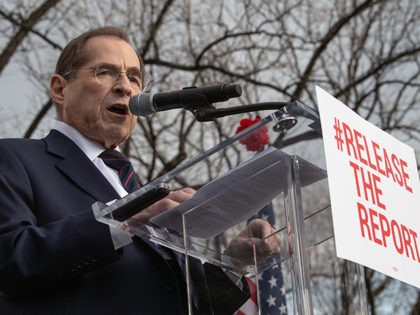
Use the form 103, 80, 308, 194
53, 120, 120, 161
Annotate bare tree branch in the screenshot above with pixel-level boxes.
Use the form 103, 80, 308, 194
292, 0, 384, 99
0, 0, 61, 74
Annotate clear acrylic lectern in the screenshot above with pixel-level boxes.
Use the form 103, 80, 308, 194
93, 101, 368, 314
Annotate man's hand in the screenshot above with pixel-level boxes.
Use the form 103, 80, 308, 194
128, 187, 195, 223
224, 219, 281, 266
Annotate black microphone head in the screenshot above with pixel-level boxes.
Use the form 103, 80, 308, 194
200, 84, 242, 103
129, 93, 156, 117
222, 84, 242, 99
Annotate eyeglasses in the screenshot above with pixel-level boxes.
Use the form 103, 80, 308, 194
63, 64, 143, 92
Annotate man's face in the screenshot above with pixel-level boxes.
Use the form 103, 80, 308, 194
56, 35, 141, 149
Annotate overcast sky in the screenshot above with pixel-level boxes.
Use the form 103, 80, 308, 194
0, 59, 54, 138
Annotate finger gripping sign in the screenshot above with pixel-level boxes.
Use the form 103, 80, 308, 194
316, 86, 420, 288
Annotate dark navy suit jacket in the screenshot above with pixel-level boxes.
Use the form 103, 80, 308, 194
0, 130, 247, 314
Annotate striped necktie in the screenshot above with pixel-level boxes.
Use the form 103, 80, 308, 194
99, 149, 141, 193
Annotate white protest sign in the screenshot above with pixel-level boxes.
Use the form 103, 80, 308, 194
316, 86, 420, 288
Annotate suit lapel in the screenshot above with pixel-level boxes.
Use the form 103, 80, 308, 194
43, 129, 120, 202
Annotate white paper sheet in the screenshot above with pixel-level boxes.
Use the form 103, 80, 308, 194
151, 147, 326, 238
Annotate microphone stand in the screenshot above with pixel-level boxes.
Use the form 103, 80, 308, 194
190, 99, 320, 133
190, 102, 290, 122
189, 100, 322, 147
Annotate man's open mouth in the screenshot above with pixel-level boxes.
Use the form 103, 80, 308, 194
107, 104, 129, 115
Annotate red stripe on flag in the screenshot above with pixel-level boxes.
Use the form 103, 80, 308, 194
235, 277, 258, 315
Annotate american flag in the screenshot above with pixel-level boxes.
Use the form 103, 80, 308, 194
236, 203, 288, 315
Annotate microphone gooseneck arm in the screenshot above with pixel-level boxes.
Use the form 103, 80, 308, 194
191, 102, 290, 122
190, 100, 322, 137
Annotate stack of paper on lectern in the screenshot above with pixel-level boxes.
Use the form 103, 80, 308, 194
150, 147, 326, 239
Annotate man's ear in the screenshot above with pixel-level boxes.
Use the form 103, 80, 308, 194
50, 74, 67, 106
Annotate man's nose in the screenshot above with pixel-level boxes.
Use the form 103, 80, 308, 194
113, 73, 132, 95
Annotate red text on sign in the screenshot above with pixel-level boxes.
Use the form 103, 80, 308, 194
349, 161, 386, 210
341, 122, 412, 193
357, 202, 420, 263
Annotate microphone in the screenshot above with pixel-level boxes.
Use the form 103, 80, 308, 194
129, 84, 242, 117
